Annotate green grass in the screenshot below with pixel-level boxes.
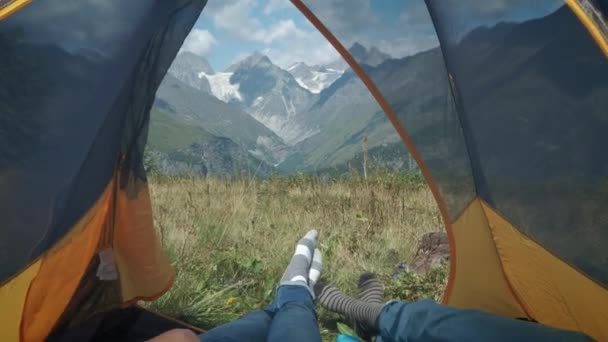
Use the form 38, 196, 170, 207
148, 109, 212, 153
146, 172, 447, 341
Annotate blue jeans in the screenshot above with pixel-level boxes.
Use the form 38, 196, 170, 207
199, 285, 321, 342
376, 300, 594, 342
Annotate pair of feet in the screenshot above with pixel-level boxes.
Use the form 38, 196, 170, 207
280, 230, 385, 340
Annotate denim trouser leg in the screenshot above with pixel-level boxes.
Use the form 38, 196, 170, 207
376, 300, 594, 342
199, 285, 320, 342
266, 285, 322, 342
199, 310, 271, 342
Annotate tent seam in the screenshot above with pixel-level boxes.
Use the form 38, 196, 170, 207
478, 199, 535, 320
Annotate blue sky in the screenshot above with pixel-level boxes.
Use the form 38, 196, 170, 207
180, 0, 440, 71
180, 0, 563, 71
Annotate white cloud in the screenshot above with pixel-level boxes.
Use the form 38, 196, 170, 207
375, 35, 438, 59
205, 0, 305, 45
180, 29, 218, 56
199, 0, 563, 69
302, 0, 378, 44
307, 0, 440, 58
202, 0, 340, 67
204, 0, 266, 42
261, 19, 307, 44
230, 51, 252, 65
265, 38, 339, 68
399, 1, 433, 27
385, 2, 438, 57
263, 0, 291, 14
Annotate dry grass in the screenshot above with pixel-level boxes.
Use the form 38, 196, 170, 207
146, 173, 444, 340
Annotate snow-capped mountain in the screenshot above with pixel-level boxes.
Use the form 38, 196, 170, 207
164, 45, 392, 150
167, 51, 319, 145
168, 51, 214, 93
169, 53, 243, 103
198, 71, 242, 103
287, 62, 344, 94
222, 52, 318, 145
155, 43, 423, 174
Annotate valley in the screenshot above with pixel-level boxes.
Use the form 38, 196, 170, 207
149, 42, 437, 177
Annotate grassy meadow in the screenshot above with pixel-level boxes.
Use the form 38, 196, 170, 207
146, 171, 447, 340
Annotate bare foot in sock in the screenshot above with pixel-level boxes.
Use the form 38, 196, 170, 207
355, 273, 384, 340
279, 230, 322, 298
358, 272, 383, 304
315, 282, 382, 336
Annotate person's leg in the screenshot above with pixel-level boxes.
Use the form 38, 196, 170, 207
375, 300, 594, 342
197, 310, 271, 342
201, 230, 323, 342
357, 272, 383, 305
264, 230, 323, 342
316, 282, 383, 336
317, 281, 593, 342
265, 285, 322, 342
354, 273, 384, 340
147, 329, 199, 342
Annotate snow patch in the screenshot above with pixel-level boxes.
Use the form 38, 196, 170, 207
280, 95, 296, 118
253, 96, 264, 107
294, 70, 344, 94
287, 62, 304, 71
199, 71, 242, 102
248, 148, 266, 160
294, 77, 309, 90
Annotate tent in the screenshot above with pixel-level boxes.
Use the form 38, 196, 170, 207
0, 0, 607, 341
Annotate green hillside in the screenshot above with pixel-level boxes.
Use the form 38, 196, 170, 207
148, 108, 213, 154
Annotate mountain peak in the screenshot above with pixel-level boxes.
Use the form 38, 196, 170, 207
180, 50, 201, 58
349, 42, 367, 58
286, 60, 344, 94
347, 42, 390, 67
173, 51, 215, 74
167, 51, 214, 93
288, 61, 309, 71
369, 46, 382, 54
244, 51, 273, 66
226, 51, 274, 72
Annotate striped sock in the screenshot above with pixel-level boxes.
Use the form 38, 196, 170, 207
358, 272, 383, 304
316, 283, 382, 333
354, 273, 384, 340
280, 230, 319, 291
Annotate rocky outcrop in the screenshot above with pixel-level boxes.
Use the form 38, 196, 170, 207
411, 232, 450, 274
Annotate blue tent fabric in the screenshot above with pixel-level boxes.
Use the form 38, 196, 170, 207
0, 0, 207, 285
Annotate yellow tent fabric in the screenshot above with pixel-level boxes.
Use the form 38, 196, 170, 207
444, 198, 527, 319
0, 176, 175, 342
20, 179, 114, 342
0, 260, 40, 341
484, 201, 608, 341
0, 0, 30, 20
